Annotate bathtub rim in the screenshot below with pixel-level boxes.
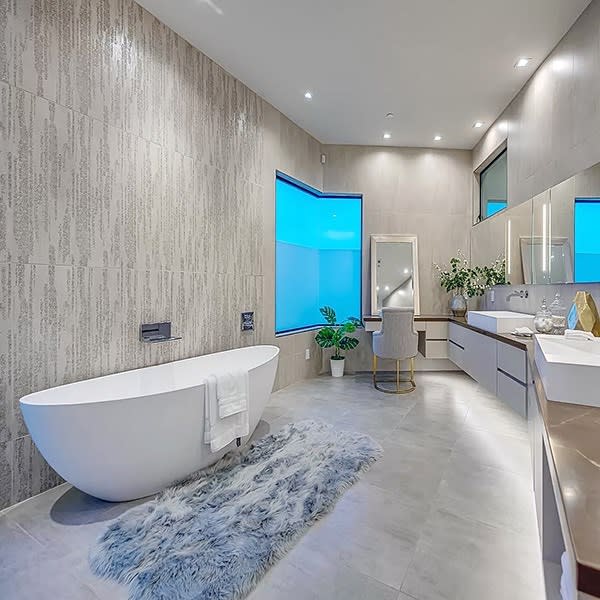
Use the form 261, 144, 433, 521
19, 344, 280, 407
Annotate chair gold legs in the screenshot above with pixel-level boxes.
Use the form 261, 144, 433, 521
372, 355, 416, 394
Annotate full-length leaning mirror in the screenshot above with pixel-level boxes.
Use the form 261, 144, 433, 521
370, 235, 420, 315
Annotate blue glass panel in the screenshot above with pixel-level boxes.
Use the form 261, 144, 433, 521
575, 199, 600, 283
275, 175, 362, 334
486, 201, 508, 218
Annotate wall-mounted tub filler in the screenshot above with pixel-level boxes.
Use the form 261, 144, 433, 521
140, 322, 182, 343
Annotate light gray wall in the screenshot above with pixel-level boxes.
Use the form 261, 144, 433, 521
0, 0, 322, 509
322, 145, 473, 315
473, 0, 600, 311
321, 145, 472, 373
473, 0, 600, 208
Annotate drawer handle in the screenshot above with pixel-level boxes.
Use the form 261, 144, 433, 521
497, 367, 526, 387
448, 339, 464, 350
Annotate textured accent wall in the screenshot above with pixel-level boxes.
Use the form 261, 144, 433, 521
0, 0, 323, 510
473, 0, 600, 208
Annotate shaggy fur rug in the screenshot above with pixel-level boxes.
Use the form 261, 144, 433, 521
89, 419, 382, 600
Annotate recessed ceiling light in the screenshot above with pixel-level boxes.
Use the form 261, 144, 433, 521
383, 132, 391, 139
304, 91, 313, 100
385, 112, 394, 119
515, 57, 530, 68
473, 121, 484, 128
434, 135, 442, 141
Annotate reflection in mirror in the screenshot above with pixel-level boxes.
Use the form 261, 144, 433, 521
471, 209, 506, 272
529, 190, 555, 284
549, 161, 600, 284
505, 199, 533, 285
370, 235, 420, 315
574, 199, 600, 281
470, 197, 534, 286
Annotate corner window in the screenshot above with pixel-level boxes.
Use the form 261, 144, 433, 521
480, 149, 507, 220
275, 172, 362, 335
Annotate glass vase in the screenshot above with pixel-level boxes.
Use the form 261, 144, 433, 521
449, 293, 467, 317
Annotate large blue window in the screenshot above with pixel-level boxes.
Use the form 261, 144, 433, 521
275, 172, 362, 334
574, 198, 600, 282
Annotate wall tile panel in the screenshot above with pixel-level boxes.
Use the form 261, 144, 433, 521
1, 0, 323, 509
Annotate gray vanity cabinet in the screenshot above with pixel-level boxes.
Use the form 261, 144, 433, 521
448, 323, 529, 416
448, 323, 497, 395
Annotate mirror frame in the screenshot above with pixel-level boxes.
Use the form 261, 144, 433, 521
370, 234, 420, 316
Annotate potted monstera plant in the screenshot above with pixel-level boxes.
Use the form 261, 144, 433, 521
315, 306, 361, 377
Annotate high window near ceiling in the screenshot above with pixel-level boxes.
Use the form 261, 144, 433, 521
275, 172, 362, 335
480, 149, 508, 220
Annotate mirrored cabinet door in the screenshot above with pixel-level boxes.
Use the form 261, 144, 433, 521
470, 157, 600, 288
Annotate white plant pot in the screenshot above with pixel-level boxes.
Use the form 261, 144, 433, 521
330, 358, 345, 378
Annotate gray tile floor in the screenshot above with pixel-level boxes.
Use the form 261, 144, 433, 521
0, 372, 545, 600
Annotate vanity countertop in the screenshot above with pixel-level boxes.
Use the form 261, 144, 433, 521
363, 313, 453, 322
372, 313, 600, 595
363, 313, 532, 349
530, 351, 600, 597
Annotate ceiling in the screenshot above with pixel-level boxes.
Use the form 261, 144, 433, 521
137, 0, 592, 149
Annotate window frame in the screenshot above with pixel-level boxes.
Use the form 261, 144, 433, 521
479, 148, 508, 222
274, 171, 363, 336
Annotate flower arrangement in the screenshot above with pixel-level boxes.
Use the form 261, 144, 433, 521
434, 251, 508, 298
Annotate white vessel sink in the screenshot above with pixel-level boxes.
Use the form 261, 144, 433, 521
467, 310, 535, 334
535, 334, 600, 407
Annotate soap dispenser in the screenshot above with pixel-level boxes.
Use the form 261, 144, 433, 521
549, 293, 567, 335
534, 298, 554, 334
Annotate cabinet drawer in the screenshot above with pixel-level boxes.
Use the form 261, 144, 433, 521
497, 342, 528, 384
497, 370, 527, 417
448, 339, 465, 369
448, 322, 467, 348
426, 340, 449, 359
426, 322, 449, 340
465, 329, 497, 395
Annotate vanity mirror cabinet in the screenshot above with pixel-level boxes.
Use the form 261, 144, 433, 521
470, 159, 600, 288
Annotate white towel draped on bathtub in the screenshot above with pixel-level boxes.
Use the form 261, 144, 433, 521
203, 371, 250, 452
560, 551, 576, 600
216, 370, 249, 418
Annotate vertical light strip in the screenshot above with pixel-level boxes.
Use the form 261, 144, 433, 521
548, 201, 552, 276
506, 219, 512, 275
542, 203, 548, 273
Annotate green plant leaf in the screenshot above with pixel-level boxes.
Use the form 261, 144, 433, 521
339, 336, 359, 351
319, 306, 337, 325
340, 321, 356, 335
315, 327, 335, 348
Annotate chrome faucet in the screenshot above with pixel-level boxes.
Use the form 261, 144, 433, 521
506, 289, 529, 301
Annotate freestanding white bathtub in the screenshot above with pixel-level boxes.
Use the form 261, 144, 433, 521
20, 345, 279, 502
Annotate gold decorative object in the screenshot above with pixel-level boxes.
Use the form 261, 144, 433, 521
567, 291, 600, 336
